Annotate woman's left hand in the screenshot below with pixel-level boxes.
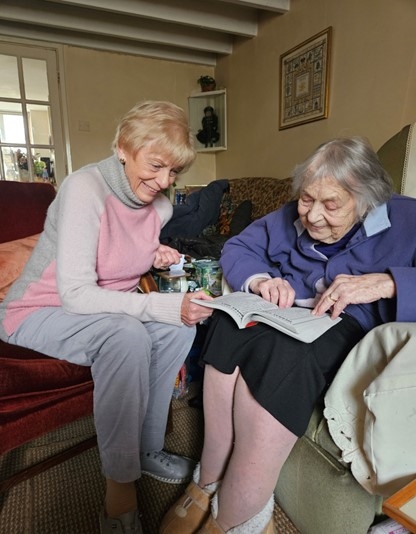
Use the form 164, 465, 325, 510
153, 244, 182, 270
181, 291, 214, 326
313, 273, 396, 319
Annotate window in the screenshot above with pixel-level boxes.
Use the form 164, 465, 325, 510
0, 41, 67, 185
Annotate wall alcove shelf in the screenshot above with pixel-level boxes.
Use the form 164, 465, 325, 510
188, 89, 227, 153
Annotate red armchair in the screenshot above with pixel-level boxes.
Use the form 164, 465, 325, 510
0, 181, 94, 492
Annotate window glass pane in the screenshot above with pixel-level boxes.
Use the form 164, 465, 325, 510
0, 55, 20, 98
31, 148, 55, 184
0, 102, 24, 143
23, 58, 49, 101
27, 104, 52, 145
1, 146, 28, 181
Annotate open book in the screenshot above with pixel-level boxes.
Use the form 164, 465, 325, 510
191, 291, 341, 343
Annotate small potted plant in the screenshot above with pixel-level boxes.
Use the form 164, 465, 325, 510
34, 159, 46, 177
197, 75, 216, 92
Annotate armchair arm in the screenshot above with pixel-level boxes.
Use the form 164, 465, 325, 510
138, 272, 158, 293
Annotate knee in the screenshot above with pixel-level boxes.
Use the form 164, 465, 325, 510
91, 314, 151, 360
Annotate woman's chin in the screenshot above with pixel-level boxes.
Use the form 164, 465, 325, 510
135, 185, 157, 203
307, 229, 331, 242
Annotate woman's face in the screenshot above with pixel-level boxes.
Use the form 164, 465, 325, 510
118, 143, 182, 203
297, 176, 359, 244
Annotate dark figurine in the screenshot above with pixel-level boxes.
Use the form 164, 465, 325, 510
196, 106, 220, 147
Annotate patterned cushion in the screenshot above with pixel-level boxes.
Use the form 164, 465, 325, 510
217, 192, 236, 235
227, 176, 293, 221
204, 176, 293, 237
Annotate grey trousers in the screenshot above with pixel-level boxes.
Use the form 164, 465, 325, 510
9, 308, 196, 482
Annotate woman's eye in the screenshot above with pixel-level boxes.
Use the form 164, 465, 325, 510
325, 203, 338, 211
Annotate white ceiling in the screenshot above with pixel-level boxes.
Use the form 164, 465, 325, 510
0, 0, 290, 65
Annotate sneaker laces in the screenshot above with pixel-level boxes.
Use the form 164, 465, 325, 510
144, 450, 173, 465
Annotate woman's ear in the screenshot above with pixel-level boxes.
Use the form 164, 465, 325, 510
117, 146, 126, 165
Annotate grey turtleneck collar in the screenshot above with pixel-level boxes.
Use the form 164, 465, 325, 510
97, 155, 147, 209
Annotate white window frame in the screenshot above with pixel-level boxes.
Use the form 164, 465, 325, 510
0, 37, 70, 186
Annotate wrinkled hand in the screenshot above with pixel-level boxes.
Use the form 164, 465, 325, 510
153, 244, 182, 270
313, 273, 396, 319
181, 291, 214, 326
249, 277, 295, 308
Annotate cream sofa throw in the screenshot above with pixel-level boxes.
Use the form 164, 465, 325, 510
324, 322, 416, 498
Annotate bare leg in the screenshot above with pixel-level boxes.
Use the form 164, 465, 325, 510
213, 373, 298, 531
199, 364, 239, 487
105, 480, 137, 518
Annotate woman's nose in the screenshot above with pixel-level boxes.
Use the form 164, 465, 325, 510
157, 169, 171, 188
307, 202, 324, 222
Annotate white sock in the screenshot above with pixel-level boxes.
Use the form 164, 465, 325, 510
211, 493, 275, 533
193, 463, 220, 495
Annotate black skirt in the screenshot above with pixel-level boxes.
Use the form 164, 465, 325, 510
201, 310, 364, 437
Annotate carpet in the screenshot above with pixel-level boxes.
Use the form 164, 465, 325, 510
0, 382, 299, 534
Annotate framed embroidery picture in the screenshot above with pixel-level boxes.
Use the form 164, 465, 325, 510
279, 27, 332, 130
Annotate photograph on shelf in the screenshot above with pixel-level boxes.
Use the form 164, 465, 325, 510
279, 27, 332, 130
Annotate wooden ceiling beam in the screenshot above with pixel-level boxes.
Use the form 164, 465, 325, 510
0, 0, 289, 64
215, 0, 290, 14
0, 21, 217, 65
44, 0, 260, 37
1, 0, 233, 55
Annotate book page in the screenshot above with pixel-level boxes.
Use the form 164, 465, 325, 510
253, 310, 340, 342
206, 292, 278, 315
191, 292, 277, 325
192, 291, 341, 343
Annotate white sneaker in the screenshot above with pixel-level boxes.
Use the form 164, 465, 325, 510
140, 450, 196, 484
99, 509, 143, 534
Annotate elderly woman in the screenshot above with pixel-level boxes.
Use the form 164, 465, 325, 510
160, 137, 416, 534
0, 101, 213, 534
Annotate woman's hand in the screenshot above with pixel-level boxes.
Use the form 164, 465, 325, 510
249, 277, 295, 308
153, 244, 182, 270
181, 290, 214, 326
313, 273, 396, 319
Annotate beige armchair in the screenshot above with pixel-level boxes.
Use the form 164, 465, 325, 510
274, 123, 416, 533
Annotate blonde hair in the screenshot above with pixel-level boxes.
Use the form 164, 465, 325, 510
113, 101, 196, 172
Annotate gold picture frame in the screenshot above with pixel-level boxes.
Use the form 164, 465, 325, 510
382, 478, 416, 533
279, 27, 332, 130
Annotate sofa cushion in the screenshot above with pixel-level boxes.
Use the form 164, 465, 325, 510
217, 197, 253, 236
0, 181, 54, 243
0, 234, 40, 302
229, 200, 253, 235
228, 176, 293, 220
217, 191, 236, 235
